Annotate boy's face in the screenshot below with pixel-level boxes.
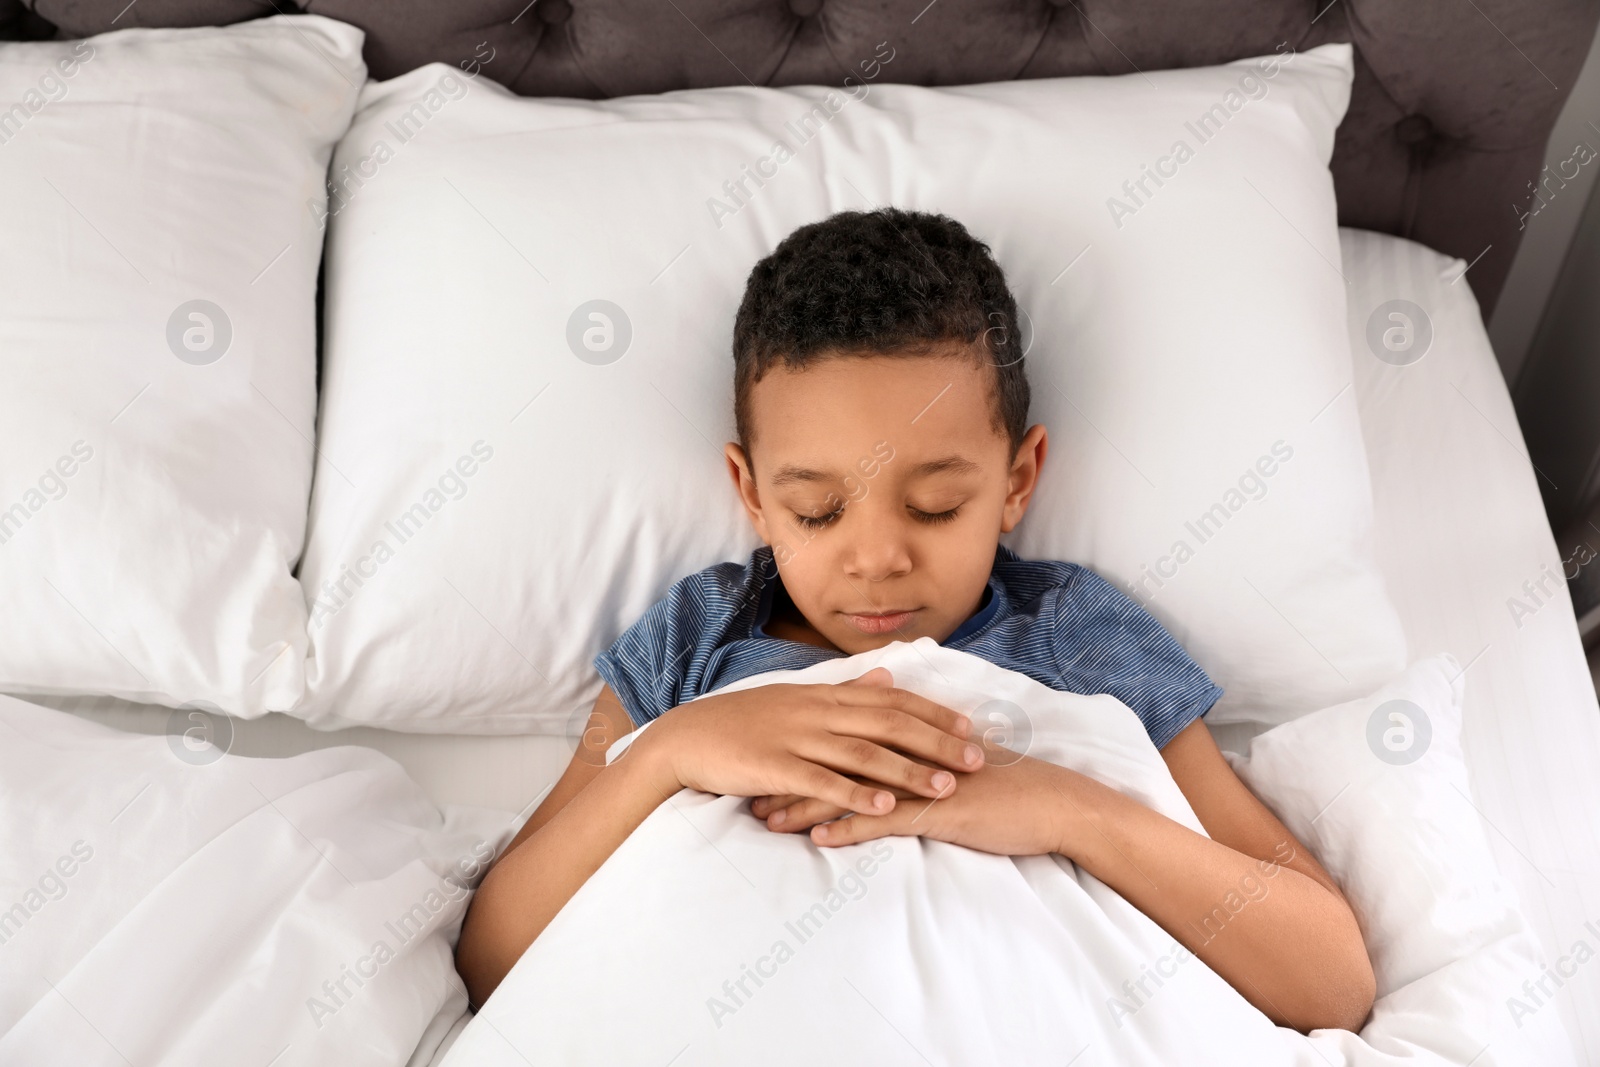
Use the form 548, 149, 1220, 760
726, 347, 1048, 655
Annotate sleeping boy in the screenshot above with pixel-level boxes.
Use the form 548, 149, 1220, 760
456, 208, 1375, 1033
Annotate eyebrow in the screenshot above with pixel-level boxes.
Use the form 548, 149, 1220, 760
768, 455, 982, 487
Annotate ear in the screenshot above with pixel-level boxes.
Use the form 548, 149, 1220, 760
725, 442, 772, 543
1000, 424, 1048, 534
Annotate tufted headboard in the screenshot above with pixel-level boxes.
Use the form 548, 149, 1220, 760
5, 0, 1597, 316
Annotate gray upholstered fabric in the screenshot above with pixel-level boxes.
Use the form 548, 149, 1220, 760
4, 0, 1597, 314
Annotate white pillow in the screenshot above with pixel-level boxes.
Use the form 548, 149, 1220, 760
0, 17, 364, 715
0, 693, 513, 1067
300, 41, 1404, 731
1227, 656, 1575, 1063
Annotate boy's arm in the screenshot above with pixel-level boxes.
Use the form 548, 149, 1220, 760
768, 719, 1375, 1033
499, 685, 636, 857
454, 687, 676, 1010
1059, 720, 1374, 1032
455, 674, 983, 1009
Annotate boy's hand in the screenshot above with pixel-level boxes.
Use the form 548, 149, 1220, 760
635, 667, 983, 817
751, 740, 1076, 858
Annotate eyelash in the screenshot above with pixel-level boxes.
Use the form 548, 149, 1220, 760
791, 505, 963, 530
914, 505, 963, 526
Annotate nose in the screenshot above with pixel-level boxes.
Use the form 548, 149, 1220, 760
841, 501, 913, 585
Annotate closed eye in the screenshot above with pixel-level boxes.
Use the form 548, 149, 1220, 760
911, 505, 962, 525
792, 508, 842, 531
791, 504, 964, 530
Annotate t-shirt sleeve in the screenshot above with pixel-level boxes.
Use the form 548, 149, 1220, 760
1051, 566, 1223, 750
592, 577, 705, 729
592, 588, 691, 729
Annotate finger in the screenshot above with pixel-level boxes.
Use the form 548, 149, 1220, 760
749, 794, 805, 819
822, 700, 985, 778
800, 733, 963, 801
811, 805, 926, 848
763, 797, 850, 832
838, 667, 894, 688
832, 684, 972, 739
783, 759, 900, 817
758, 778, 915, 822
771, 790, 914, 832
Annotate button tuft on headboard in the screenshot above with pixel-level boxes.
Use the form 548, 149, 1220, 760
788, 0, 823, 17
538, 0, 573, 25
1395, 114, 1434, 146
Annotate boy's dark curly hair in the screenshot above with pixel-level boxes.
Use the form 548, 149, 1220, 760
733, 208, 1030, 465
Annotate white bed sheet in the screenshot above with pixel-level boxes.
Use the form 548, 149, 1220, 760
1333, 228, 1600, 1058
1211, 225, 1600, 1062
23, 227, 1600, 1063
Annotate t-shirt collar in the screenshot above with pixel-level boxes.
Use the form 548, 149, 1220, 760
941, 578, 1001, 645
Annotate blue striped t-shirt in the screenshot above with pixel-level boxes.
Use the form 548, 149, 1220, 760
593, 544, 1222, 751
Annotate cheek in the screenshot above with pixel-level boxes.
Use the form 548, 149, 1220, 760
769, 520, 825, 569
925, 537, 1000, 610
774, 556, 826, 607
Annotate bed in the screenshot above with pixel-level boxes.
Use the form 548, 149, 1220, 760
3, 1, 1599, 1064
18, 225, 1599, 1064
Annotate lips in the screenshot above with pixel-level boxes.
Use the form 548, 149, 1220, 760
844, 609, 918, 635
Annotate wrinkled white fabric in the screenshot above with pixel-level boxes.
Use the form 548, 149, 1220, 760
0, 694, 513, 1067
448, 641, 1565, 1066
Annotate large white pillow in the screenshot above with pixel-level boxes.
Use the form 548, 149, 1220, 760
0, 694, 513, 1067
0, 17, 364, 715
1227, 656, 1576, 1064
300, 41, 1405, 731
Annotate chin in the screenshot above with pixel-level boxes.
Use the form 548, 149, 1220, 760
849, 629, 917, 653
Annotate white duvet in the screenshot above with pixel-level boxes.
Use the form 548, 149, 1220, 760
0, 694, 513, 1067
444, 640, 1571, 1067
